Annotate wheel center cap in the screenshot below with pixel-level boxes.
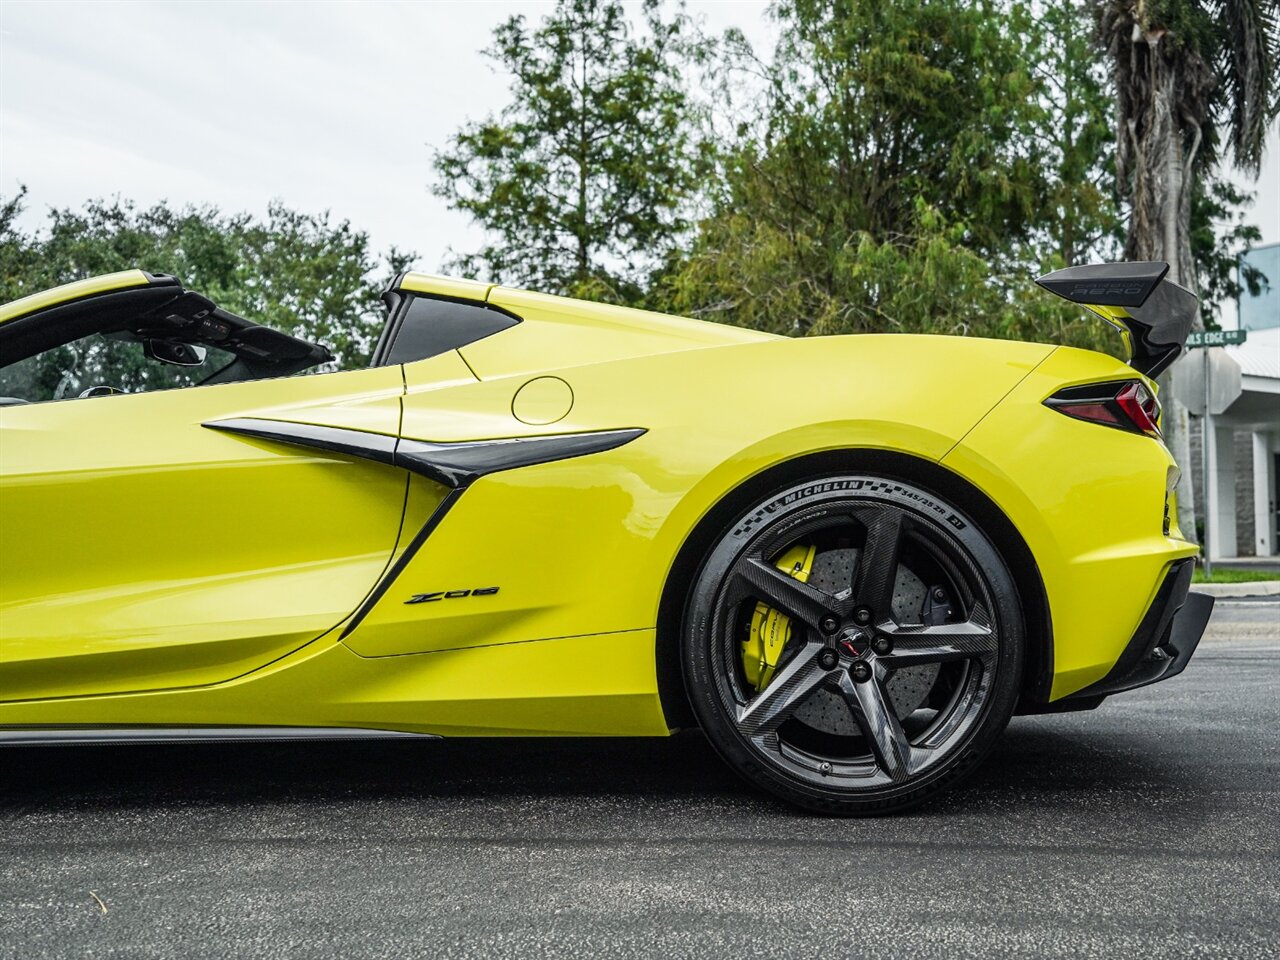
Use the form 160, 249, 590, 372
838, 628, 869, 657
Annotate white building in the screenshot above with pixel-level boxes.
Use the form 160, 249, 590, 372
1213, 328, 1279, 557
1184, 255, 1280, 559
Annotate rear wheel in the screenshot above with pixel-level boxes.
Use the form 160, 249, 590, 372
682, 473, 1023, 815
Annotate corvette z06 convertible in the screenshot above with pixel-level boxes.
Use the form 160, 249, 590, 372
0, 263, 1212, 814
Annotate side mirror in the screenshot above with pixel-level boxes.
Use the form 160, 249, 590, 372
145, 339, 207, 367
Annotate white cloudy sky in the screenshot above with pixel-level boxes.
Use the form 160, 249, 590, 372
2, 0, 1277, 280
0, 0, 776, 271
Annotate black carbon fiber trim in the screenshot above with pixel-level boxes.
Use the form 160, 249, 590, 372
203, 419, 644, 489
0, 726, 436, 746
204, 418, 399, 467
1065, 559, 1210, 699
1035, 261, 1198, 377
339, 486, 467, 639
395, 429, 645, 487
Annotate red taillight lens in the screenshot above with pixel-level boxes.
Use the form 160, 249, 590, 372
1054, 401, 1121, 426
1114, 382, 1161, 436
1045, 380, 1162, 438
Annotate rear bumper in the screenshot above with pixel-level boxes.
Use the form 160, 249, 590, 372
1064, 558, 1213, 701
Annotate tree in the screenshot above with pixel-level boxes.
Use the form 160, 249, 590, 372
432, 0, 710, 303
0, 189, 411, 377
660, 0, 1123, 353
229, 204, 413, 366
1099, 0, 1280, 541
1029, 1, 1124, 268
1102, 0, 1278, 282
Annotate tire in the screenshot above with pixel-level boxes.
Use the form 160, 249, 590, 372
681, 472, 1024, 815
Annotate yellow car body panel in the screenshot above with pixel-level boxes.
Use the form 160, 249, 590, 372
0, 627, 667, 737
465, 283, 777, 379
398, 271, 495, 303
0, 269, 1202, 740
344, 333, 1051, 662
942, 346, 1196, 698
0, 366, 409, 700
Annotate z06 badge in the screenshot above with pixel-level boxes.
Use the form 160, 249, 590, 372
404, 587, 500, 604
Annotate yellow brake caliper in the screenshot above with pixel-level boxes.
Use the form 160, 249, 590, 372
742, 544, 817, 691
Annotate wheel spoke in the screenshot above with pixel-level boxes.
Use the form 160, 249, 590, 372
733, 556, 840, 631
851, 507, 904, 613
838, 670, 915, 782
736, 641, 832, 736
879, 615, 998, 668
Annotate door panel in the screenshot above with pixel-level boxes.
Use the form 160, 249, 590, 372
339, 353, 658, 659
0, 366, 407, 701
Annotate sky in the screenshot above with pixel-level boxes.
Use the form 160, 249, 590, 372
0, 0, 776, 272
2, 0, 1277, 302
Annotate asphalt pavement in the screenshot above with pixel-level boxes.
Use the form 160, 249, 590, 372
1, 599, 1276, 959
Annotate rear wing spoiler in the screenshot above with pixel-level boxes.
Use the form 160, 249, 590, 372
1035, 262, 1198, 378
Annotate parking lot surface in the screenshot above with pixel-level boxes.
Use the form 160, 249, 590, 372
1, 599, 1276, 959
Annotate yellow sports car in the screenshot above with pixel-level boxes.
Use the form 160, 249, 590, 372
0, 263, 1212, 814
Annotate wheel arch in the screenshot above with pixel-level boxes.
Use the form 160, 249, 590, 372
654, 448, 1054, 729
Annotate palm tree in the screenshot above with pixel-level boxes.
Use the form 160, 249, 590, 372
1100, 0, 1279, 544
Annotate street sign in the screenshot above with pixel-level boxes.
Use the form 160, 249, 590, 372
1176, 347, 1242, 415
1185, 326, 1248, 576
1186, 329, 1248, 348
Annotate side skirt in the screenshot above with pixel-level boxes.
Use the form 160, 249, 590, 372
0, 726, 438, 746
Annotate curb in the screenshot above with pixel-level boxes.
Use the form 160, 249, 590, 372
1194, 580, 1280, 598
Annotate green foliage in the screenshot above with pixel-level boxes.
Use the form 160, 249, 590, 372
1030, 0, 1123, 266
0, 188, 410, 370
663, 198, 1120, 353
1144, 0, 1280, 174
431, 0, 711, 303
740, 0, 1045, 257
1191, 565, 1280, 582
1191, 179, 1266, 328
1103, 0, 1279, 317
658, 0, 1122, 352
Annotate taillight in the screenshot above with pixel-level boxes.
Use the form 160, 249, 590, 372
1044, 380, 1162, 438
1114, 383, 1161, 436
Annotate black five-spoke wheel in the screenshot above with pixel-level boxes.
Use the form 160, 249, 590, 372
682, 473, 1023, 814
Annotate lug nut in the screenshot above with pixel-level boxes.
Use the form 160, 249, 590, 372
850, 660, 872, 683
817, 648, 839, 671
872, 636, 893, 656
853, 607, 872, 626
820, 616, 839, 634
